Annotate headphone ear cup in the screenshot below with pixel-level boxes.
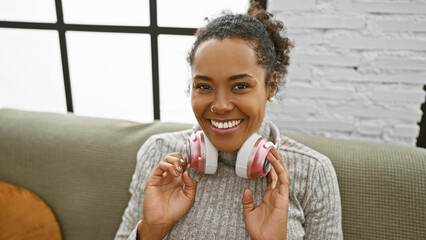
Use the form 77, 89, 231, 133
236, 134, 262, 179
187, 131, 218, 174
203, 134, 218, 174
236, 134, 273, 179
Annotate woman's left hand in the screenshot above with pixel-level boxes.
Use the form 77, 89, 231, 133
242, 148, 290, 240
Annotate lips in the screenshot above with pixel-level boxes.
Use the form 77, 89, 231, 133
210, 119, 242, 129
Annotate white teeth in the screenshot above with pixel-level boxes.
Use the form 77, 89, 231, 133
210, 120, 242, 129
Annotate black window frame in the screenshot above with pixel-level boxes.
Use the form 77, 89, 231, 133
0, 0, 266, 120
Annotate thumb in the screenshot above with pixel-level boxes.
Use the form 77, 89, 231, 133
242, 188, 255, 219
182, 171, 197, 201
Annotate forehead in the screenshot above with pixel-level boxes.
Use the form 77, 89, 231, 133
192, 38, 262, 75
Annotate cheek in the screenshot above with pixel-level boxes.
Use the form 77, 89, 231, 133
191, 97, 198, 115
191, 95, 207, 117
240, 95, 267, 117
251, 103, 266, 118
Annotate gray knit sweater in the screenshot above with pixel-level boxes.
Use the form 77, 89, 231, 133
115, 120, 342, 239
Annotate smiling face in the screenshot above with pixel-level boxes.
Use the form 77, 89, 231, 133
191, 38, 275, 152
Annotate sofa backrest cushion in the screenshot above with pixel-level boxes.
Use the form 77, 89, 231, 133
0, 109, 191, 240
285, 132, 426, 240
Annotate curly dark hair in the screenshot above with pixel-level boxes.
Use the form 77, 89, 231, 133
187, 1, 293, 94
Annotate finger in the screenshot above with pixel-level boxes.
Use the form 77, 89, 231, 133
153, 162, 181, 177
270, 148, 285, 168
182, 171, 197, 201
165, 156, 183, 173
168, 152, 187, 167
267, 166, 278, 191
242, 189, 255, 219
164, 154, 186, 173
182, 154, 188, 170
269, 148, 288, 174
266, 151, 289, 187
176, 153, 188, 169
272, 148, 290, 187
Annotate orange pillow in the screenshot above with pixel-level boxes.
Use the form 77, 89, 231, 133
0, 182, 62, 240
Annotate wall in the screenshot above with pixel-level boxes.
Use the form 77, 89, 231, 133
266, 0, 426, 146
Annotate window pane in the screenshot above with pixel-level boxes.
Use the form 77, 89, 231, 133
0, 0, 56, 23
62, 0, 149, 26
157, 0, 249, 28
66, 31, 153, 122
0, 28, 66, 112
158, 34, 196, 124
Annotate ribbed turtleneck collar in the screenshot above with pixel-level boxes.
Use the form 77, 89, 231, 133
192, 119, 273, 167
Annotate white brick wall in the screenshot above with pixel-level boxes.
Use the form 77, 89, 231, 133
267, 0, 426, 146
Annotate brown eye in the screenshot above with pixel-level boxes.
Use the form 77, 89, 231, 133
196, 84, 212, 90
232, 83, 249, 90
195, 84, 213, 93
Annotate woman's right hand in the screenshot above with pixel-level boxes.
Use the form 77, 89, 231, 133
138, 153, 197, 240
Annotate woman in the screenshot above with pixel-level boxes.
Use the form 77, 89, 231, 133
116, 2, 342, 239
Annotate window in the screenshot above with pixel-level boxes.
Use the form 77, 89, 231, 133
0, 0, 257, 123
0, 28, 65, 113
66, 31, 153, 122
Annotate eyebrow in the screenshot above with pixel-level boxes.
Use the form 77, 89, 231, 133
229, 73, 253, 81
193, 75, 212, 81
193, 73, 254, 81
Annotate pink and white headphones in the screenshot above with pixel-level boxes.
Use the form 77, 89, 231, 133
186, 122, 281, 179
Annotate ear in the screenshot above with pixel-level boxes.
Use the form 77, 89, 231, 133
267, 71, 277, 101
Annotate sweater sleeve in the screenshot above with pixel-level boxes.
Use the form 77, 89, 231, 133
303, 158, 343, 239
114, 136, 166, 240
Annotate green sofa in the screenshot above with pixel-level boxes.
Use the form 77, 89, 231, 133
0, 109, 425, 240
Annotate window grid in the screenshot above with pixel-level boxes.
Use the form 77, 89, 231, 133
0, 0, 268, 119
0, 0, 190, 119
0, 0, 267, 119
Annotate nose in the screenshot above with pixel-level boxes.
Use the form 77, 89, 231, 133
213, 92, 234, 114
